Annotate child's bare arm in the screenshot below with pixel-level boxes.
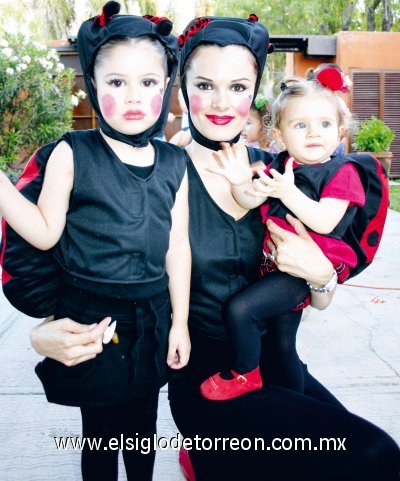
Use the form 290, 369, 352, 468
256, 158, 349, 234
0, 141, 73, 250
165, 170, 191, 369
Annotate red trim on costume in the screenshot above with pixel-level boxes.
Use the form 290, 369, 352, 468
15, 149, 40, 191
360, 157, 389, 264
1, 150, 40, 284
143, 14, 169, 24
0, 218, 10, 283
93, 1, 120, 26
178, 17, 211, 47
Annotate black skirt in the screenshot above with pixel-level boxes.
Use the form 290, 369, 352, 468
35, 284, 171, 407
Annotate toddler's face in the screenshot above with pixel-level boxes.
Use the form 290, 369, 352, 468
94, 42, 169, 135
275, 94, 342, 165
185, 45, 257, 142
241, 109, 262, 144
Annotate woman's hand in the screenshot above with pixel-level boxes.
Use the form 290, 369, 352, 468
30, 316, 111, 366
267, 214, 333, 286
167, 323, 191, 370
207, 142, 255, 186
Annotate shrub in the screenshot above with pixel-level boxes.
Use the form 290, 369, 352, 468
353, 115, 395, 153
0, 32, 83, 172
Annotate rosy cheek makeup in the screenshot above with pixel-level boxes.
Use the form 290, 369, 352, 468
151, 94, 163, 117
236, 97, 252, 118
189, 95, 203, 116
101, 94, 116, 118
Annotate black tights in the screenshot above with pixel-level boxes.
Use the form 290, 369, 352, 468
80, 392, 159, 481
223, 270, 309, 392
169, 333, 400, 481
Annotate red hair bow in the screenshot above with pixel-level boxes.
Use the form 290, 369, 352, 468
315, 67, 350, 93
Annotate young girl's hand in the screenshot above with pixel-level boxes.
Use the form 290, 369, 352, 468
167, 323, 191, 370
207, 142, 255, 186
251, 157, 296, 200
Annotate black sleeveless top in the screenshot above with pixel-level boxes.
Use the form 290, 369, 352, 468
187, 147, 274, 341
267, 152, 359, 241
53, 130, 187, 299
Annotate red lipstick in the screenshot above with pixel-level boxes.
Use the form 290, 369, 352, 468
123, 110, 145, 120
206, 115, 234, 126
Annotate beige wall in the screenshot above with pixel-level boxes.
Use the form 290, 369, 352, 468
285, 31, 400, 111
335, 31, 400, 72
287, 31, 400, 79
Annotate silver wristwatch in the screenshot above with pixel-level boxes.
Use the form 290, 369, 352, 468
307, 270, 338, 293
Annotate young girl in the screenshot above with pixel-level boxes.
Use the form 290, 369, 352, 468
240, 94, 268, 149
200, 69, 367, 401
0, 2, 190, 479
240, 93, 274, 151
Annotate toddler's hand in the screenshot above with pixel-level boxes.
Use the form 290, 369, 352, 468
252, 157, 296, 200
167, 323, 191, 370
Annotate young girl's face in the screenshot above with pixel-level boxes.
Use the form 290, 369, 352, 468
94, 41, 169, 136
185, 45, 257, 142
275, 94, 342, 165
241, 108, 262, 144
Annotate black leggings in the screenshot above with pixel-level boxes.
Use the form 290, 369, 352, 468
80, 392, 159, 481
223, 270, 309, 392
169, 333, 400, 481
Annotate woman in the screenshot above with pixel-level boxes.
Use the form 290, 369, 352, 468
167, 15, 400, 481
30, 15, 399, 481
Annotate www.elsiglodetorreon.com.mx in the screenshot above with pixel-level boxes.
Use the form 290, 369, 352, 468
54, 433, 346, 454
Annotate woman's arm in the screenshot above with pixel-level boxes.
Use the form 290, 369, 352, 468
30, 316, 111, 366
165, 170, 191, 369
0, 141, 73, 250
267, 214, 337, 309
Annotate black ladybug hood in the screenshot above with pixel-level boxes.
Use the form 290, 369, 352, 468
77, 1, 178, 147
179, 15, 273, 151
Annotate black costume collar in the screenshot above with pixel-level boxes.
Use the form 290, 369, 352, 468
77, 2, 178, 148
179, 16, 273, 151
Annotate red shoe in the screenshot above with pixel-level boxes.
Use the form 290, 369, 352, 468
200, 366, 262, 401
179, 446, 196, 481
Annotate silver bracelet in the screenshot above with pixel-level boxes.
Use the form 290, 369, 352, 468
307, 270, 338, 293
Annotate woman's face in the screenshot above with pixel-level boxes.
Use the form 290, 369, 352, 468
185, 45, 257, 142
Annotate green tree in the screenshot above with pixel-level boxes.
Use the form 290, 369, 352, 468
211, 0, 399, 33
86, 0, 138, 15
366, 0, 398, 31
0, 33, 78, 171
195, 0, 213, 16
0, 0, 75, 40
34, 0, 75, 39
137, 0, 157, 15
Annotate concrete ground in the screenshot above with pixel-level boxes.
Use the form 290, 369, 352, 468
0, 209, 399, 480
